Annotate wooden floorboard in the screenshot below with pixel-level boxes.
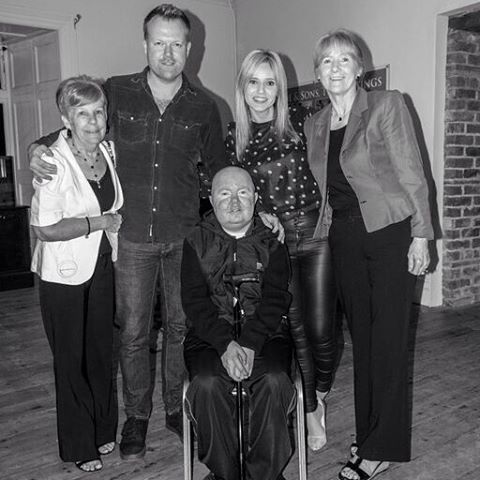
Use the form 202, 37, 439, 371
0, 285, 479, 479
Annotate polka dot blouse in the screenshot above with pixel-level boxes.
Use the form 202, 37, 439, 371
225, 116, 321, 217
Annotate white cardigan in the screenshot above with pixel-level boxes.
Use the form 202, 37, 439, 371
31, 130, 124, 285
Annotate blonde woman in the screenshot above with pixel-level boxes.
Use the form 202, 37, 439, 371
226, 49, 337, 451
305, 29, 433, 480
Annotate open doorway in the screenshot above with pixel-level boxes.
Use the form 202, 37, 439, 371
0, 23, 62, 207
0, 4, 78, 208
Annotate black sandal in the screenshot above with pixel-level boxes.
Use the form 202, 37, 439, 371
98, 442, 115, 456
75, 458, 103, 472
338, 458, 389, 480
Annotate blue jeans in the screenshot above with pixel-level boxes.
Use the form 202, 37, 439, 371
115, 236, 186, 419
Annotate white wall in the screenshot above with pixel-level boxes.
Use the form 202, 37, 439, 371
234, 0, 480, 306
0, 0, 236, 124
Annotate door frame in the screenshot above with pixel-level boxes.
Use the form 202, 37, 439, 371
0, 4, 77, 79
0, 4, 77, 206
426, 1, 480, 306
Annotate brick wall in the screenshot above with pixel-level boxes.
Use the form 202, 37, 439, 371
443, 28, 480, 306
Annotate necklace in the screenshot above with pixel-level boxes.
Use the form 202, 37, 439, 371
331, 105, 351, 123
70, 138, 103, 188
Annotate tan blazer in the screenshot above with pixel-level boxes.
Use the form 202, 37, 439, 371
304, 88, 433, 240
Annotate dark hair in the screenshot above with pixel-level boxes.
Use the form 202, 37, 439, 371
56, 75, 106, 118
313, 28, 365, 75
143, 4, 191, 40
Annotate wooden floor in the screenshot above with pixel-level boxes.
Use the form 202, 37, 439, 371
1, 285, 479, 480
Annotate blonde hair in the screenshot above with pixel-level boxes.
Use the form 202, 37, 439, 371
313, 28, 365, 75
235, 49, 300, 160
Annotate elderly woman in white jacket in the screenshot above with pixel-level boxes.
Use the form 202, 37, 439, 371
30, 76, 123, 473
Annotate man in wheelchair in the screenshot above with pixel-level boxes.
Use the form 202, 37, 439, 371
181, 166, 295, 480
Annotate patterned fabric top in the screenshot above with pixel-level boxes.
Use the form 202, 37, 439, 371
225, 113, 321, 217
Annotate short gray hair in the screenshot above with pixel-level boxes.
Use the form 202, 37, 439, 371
56, 75, 106, 117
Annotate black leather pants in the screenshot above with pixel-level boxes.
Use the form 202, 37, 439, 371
281, 210, 337, 413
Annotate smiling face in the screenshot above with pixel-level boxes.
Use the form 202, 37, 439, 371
316, 44, 362, 98
62, 99, 107, 150
244, 62, 278, 123
144, 17, 191, 84
210, 167, 258, 237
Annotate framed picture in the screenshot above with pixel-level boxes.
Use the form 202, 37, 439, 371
288, 65, 390, 115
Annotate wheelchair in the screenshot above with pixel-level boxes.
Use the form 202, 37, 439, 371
182, 365, 307, 480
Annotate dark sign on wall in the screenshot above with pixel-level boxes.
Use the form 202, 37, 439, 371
288, 65, 390, 114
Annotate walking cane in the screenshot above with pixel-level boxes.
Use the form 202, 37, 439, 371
223, 272, 260, 480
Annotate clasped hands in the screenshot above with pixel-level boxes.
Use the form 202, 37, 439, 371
221, 341, 255, 382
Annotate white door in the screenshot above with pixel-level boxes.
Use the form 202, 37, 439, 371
9, 30, 61, 206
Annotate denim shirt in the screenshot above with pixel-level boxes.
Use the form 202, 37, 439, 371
104, 69, 228, 243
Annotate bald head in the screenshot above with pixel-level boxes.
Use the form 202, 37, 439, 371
210, 166, 258, 237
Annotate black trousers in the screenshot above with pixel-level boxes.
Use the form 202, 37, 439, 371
282, 210, 337, 412
329, 214, 415, 462
39, 254, 117, 462
184, 334, 295, 480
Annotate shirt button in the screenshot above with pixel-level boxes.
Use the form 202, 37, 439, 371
158, 118, 162, 122
154, 186, 158, 190
156, 140, 160, 144
152, 207, 157, 212
154, 164, 158, 167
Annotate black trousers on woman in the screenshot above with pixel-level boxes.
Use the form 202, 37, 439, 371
329, 213, 415, 462
184, 333, 295, 480
282, 210, 337, 412
39, 253, 117, 462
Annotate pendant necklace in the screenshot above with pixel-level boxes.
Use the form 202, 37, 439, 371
332, 106, 350, 123
71, 138, 102, 188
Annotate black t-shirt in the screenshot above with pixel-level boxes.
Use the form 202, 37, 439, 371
88, 166, 115, 255
327, 126, 360, 211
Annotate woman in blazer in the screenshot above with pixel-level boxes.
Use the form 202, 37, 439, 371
31, 76, 123, 472
304, 29, 433, 480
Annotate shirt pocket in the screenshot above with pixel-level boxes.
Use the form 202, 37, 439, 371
116, 111, 149, 145
168, 119, 201, 153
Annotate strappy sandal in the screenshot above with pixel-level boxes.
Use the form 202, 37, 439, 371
98, 442, 115, 455
338, 457, 389, 480
350, 442, 359, 457
75, 458, 103, 472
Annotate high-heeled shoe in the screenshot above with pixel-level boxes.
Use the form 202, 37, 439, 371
306, 393, 326, 451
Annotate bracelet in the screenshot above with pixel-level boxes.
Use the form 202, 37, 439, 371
85, 217, 91, 238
